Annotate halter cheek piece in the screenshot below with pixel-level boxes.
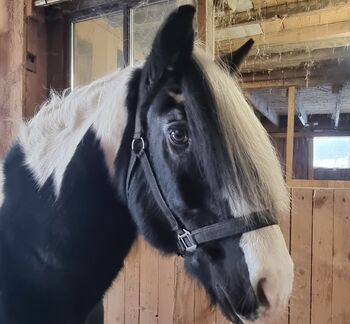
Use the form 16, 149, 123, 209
126, 84, 277, 257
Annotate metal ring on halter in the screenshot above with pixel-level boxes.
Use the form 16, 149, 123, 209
131, 137, 145, 155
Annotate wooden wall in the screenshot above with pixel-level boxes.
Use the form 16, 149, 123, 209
0, 0, 26, 158
103, 188, 350, 324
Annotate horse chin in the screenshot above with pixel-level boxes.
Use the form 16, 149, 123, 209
215, 284, 259, 324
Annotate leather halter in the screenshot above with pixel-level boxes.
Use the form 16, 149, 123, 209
126, 79, 277, 257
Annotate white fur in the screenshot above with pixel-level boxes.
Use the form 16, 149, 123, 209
0, 162, 4, 209
19, 67, 135, 196
240, 226, 294, 322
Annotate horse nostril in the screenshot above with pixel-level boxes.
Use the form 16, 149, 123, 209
257, 278, 270, 309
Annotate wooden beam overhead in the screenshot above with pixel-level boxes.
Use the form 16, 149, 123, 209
218, 37, 350, 56
240, 76, 346, 90
240, 47, 350, 73
215, 0, 350, 29
246, 91, 279, 126
217, 20, 350, 51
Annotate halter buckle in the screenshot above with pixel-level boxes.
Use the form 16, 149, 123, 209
177, 229, 197, 254
131, 137, 145, 155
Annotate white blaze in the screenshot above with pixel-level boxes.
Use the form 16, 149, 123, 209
240, 224, 294, 322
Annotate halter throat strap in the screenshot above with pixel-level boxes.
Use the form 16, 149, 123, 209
126, 93, 277, 257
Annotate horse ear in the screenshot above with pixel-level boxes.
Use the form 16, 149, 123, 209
141, 5, 195, 90
219, 39, 254, 74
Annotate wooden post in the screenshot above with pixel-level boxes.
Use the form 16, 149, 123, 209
0, 0, 26, 158
286, 86, 296, 183
197, 0, 215, 59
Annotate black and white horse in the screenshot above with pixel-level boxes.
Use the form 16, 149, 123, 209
0, 6, 293, 324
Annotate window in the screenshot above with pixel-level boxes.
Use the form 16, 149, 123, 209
71, 0, 176, 88
313, 136, 350, 169
72, 12, 124, 87
131, 1, 176, 64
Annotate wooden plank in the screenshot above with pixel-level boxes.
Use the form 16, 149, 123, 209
261, 4, 350, 34
174, 257, 195, 324
286, 87, 295, 182
274, 189, 291, 324
240, 76, 329, 89
194, 285, 215, 324
332, 190, 350, 324
241, 47, 350, 73
124, 239, 141, 324
0, 0, 25, 158
197, 0, 206, 43
215, 0, 350, 28
205, 0, 214, 59
25, 16, 48, 118
139, 240, 159, 324
290, 188, 313, 324
288, 179, 350, 189
158, 255, 176, 324
217, 20, 350, 52
104, 268, 125, 324
311, 189, 333, 324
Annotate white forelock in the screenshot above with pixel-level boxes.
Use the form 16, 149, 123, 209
19, 66, 136, 197
193, 46, 289, 215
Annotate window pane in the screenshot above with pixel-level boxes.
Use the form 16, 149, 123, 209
131, 0, 176, 64
313, 137, 350, 168
72, 12, 124, 87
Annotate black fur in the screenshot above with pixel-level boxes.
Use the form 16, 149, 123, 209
0, 5, 259, 324
0, 130, 136, 324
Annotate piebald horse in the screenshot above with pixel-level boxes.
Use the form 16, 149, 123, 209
0, 6, 293, 324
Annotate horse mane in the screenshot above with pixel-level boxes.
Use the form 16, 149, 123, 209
19, 66, 136, 196
16, 45, 287, 213
193, 46, 288, 215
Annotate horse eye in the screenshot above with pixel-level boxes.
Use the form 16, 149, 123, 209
169, 128, 189, 146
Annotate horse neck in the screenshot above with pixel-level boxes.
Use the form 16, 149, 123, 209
18, 67, 135, 198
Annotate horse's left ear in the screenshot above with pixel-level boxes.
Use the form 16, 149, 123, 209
141, 5, 195, 92
219, 39, 254, 74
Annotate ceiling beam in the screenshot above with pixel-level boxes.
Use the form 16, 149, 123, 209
246, 91, 279, 126
217, 20, 350, 52
218, 37, 350, 56
215, 0, 350, 28
240, 47, 350, 72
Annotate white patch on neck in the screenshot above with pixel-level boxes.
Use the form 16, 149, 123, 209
19, 66, 136, 197
0, 162, 4, 209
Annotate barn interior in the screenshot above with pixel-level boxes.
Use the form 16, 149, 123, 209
1, 0, 350, 323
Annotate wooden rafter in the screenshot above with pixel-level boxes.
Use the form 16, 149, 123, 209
240, 47, 350, 72
217, 19, 350, 52
215, 0, 350, 29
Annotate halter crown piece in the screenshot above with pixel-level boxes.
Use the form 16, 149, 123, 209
126, 84, 277, 257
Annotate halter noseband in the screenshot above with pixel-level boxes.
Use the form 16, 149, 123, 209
126, 89, 277, 257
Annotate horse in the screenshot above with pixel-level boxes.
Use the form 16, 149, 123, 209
0, 5, 293, 324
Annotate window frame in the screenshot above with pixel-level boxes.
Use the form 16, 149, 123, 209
285, 87, 350, 189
